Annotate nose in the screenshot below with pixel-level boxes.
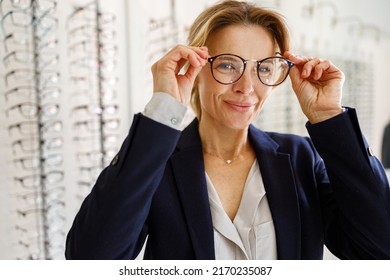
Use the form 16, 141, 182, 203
232, 64, 255, 95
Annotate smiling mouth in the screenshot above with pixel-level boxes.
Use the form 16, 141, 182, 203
225, 101, 256, 112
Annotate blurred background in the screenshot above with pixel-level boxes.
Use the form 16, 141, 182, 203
0, 0, 389, 260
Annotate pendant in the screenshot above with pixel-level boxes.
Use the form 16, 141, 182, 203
226, 160, 232, 164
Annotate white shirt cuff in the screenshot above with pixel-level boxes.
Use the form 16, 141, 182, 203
143, 92, 188, 130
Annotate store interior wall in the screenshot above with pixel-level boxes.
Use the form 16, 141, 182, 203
0, 0, 389, 259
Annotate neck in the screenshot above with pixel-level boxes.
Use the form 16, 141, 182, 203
198, 117, 250, 162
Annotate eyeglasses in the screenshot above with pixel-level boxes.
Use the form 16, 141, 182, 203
207, 53, 294, 86
69, 75, 118, 88
16, 200, 65, 224
8, 120, 37, 136
5, 69, 60, 87
68, 40, 117, 58
12, 136, 63, 154
67, 24, 116, 42
3, 50, 59, 68
0, 0, 56, 16
3, 31, 57, 53
14, 171, 64, 189
67, 6, 115, 26
74, 134, 119, 148
70, 88, 116, 102
76, 149, 116, 167
16, 186, 65, 205
5, 86, 61, 102
73, 118, 120, 134
1, 10, 58, 36
6, 102, 59, 118
14, 154, 63, 170
71, 104, 118, 117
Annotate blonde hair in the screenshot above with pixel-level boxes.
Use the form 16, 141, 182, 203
187, 0, 291, 118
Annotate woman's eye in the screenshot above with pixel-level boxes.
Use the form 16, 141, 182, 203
259, 67, 269, 72
258, 66, 272, 75
217, 63, 235, 72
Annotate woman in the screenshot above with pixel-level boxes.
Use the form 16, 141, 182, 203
65, 1, 390, 259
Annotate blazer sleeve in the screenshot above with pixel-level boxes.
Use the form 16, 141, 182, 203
65, 113, 181, 259
307, 108, 390, 259
382, 123, 390, 168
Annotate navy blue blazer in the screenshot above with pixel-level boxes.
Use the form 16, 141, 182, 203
65, 108, 390, 259
382, 122, 390, 168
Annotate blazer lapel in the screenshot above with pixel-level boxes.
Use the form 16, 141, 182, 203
249, 126, 301, 259
171, 120, 215, 260
170, 121, 301, 260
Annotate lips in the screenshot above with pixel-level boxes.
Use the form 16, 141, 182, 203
224, 100, 256, 112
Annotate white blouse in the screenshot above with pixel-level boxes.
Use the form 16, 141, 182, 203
205, 160, 278, 260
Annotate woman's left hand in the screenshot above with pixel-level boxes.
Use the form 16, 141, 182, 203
284, 51, 345, 124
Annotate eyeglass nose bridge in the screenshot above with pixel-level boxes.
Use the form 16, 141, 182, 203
240, 58, 262, 80
225, 59, 256, 87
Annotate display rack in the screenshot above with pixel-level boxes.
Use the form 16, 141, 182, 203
0, 0, 63, 259
66, 0, 120, 203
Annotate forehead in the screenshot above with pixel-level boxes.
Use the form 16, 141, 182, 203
206, 24, 275, 59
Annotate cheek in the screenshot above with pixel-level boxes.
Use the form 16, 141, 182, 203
196, 66, 213, 86
256, 85, 273, 100
253, 87, 273, 111
198, 86, 217, 112
197, 68, 220, 101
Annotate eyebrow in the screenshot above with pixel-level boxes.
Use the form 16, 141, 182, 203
210, 55, 240, 62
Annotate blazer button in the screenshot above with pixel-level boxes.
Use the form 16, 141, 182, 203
367, 147, 374, 157
111, 154, 119, 165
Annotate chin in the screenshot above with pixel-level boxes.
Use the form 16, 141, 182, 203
223, 118, 253, 131
224, 110, 259, 129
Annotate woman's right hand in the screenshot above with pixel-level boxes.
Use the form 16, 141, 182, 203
151, 45, 208, 105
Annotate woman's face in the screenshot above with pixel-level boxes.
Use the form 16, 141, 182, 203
196, 24, 275, 130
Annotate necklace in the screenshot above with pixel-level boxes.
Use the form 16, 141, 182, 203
203, 150, 239, 164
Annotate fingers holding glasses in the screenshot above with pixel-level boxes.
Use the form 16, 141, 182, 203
151, 45, 208, 104
299, 57, 332, 81
285, 51, 343, 82
284, 51, 345, 123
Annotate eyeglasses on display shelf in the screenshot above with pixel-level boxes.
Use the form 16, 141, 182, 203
71, 103, 118, 116
341, 59, 374, 143
13, 153, 63, 171
11, 136, 63, 155
67, 0, 120, 205
144, 15, 179, 100
3, 31, 57, 53
0, 0, 57, 16
1, 0, 64, 259
6, 102, 60, 119
5, 84, 60, 102
15, 185, 65, 208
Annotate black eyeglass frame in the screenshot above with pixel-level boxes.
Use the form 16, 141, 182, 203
207, 53, 295, 86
